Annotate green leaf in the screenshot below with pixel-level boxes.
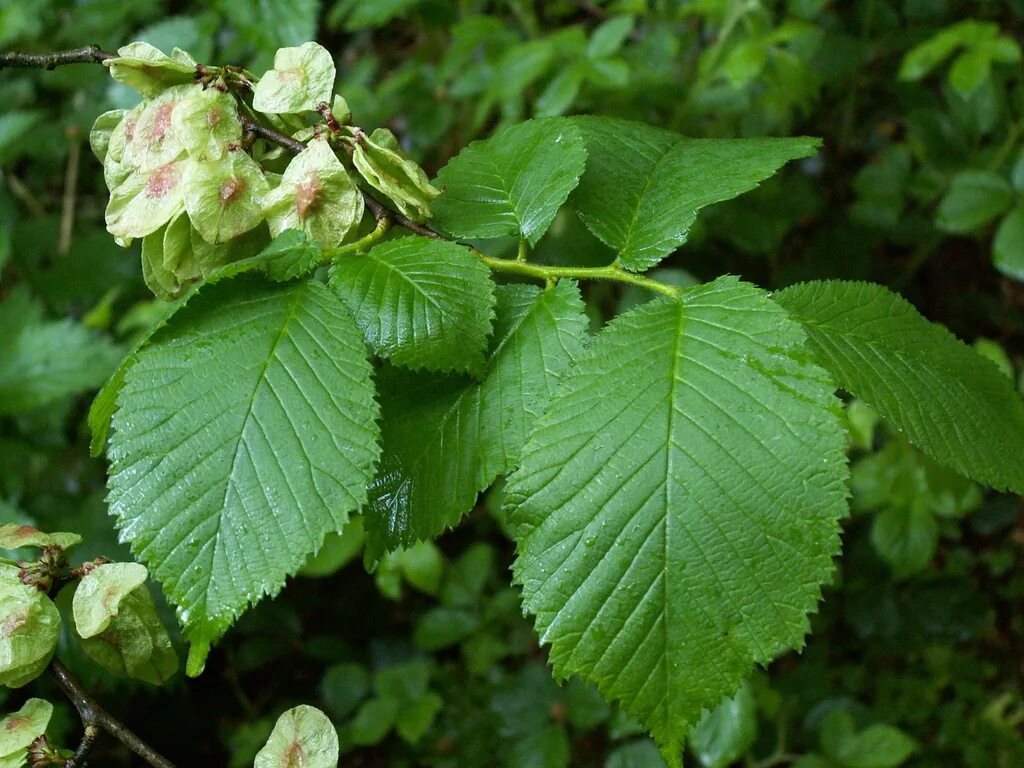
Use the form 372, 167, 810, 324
0, 565, 61, 688
107, 276, 380, 671
587, 15, 634, 59
331, 0, 420, 30
870, 505, 937, 579
822, 711, 916, 768
395, 692, 443, 744
948, 47, 991, 96
935, 170, 1013, 233
320, 661, 370, 719
506, 277, 849, 764
299, 516, 365, 578
432, 118, 588, 245
252, 42, 336, 114
376, 540, 444, 597
898, 20, 996, 81
774, 280, 1024, 493
838, 725, 916, 768
252, 229, 324, 282
365, 281, 588, 552
607, 740, 667, 768
255, 705, 339, 768
77, 584, 178, 685
413, 606, 480, 651
351, 128, 440, 223
350, 697, 399, 745
263, 137, 364, 248
0, 296, 122, 416
184, 149, 270, 243
329, 236, 496, 374
0, 699, 52, 768
0, 525, 81, 552
689, 682, 758, 768
994, 206, 1024, 280
569, 117, 819, 270
104, 41, 197, 97
89, 233, 291, 458
72, 562, 149, 638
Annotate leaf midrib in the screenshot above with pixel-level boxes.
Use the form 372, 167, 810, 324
207, 285, 306, 607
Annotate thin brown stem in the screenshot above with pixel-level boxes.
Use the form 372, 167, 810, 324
58, 127, 82, 255
0, 46, 113, 69
236, 111, 306, 153
49, 659, 177, 768
3, 172, 46, 217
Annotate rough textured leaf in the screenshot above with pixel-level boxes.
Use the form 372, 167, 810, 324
329, 236, 496, 373
107, 276, 380, 671
258, 229, 325, 282
89, 248, 286, 458
366, 281, 588, 552
506, 277, 849, 764
774, 280, 1024, 493
255, 705, 339, 768
432, 118, 587, 245
569, 117, 820, 270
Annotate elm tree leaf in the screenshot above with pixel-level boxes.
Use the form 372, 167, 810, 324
328, 236, 496, 374
774, 280, 1024, 493
432, 118, 587, 245
506, 277, 849, 764
107, 277, 380, 673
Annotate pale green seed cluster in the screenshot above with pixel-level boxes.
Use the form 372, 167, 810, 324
0, 524, 177, 689
91, 41, 440, 299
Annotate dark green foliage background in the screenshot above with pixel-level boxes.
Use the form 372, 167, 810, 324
1, 1, 1022, 766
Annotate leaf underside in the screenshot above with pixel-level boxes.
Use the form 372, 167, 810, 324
107, 276, 380, 662
774, 279, 1024, 494
506, 277, 849, 765
364, 281, 589, 554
